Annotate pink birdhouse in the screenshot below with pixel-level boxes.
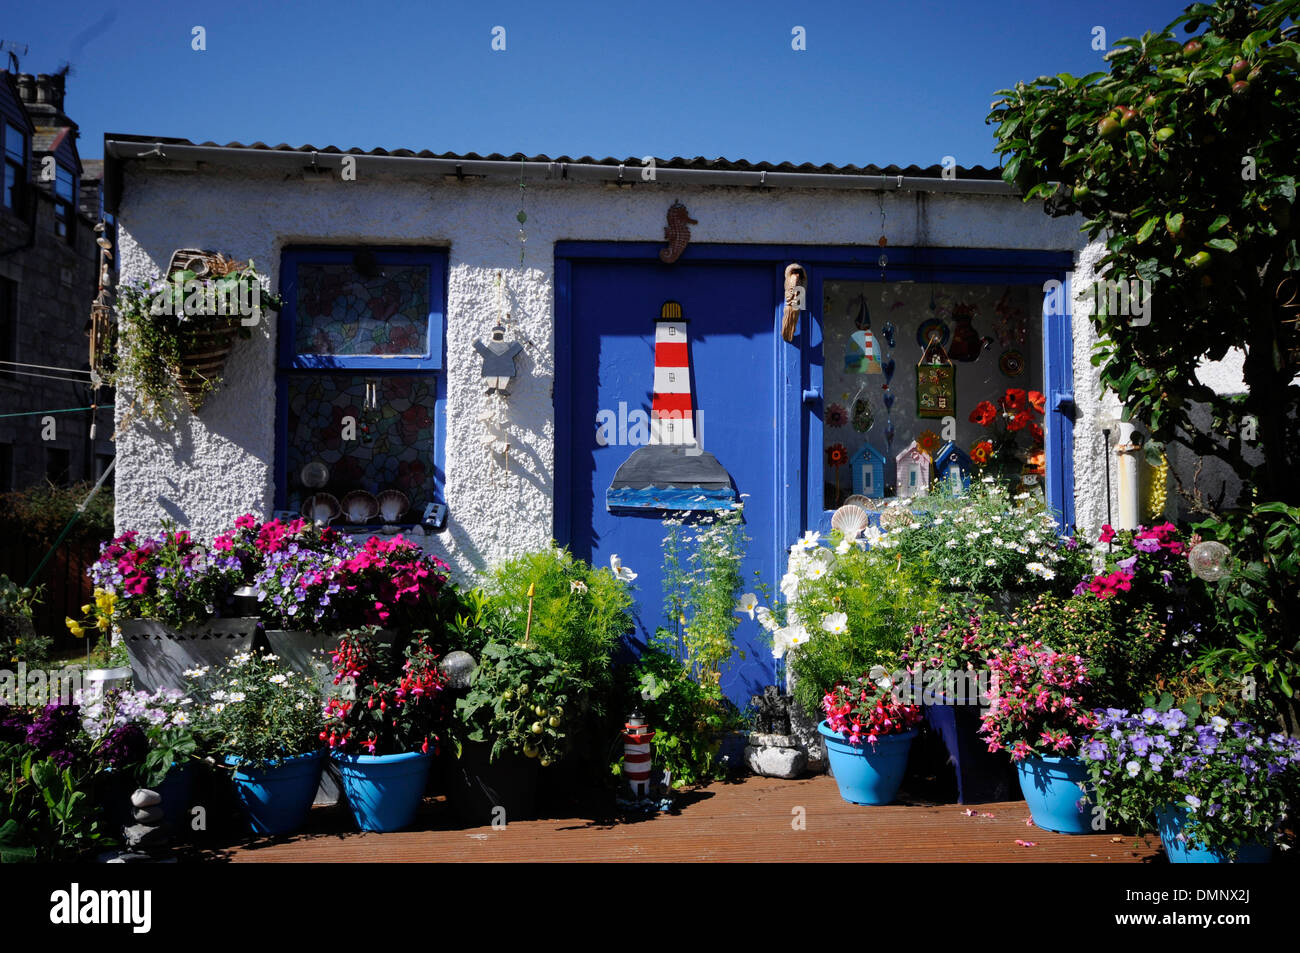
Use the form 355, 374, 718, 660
894, 440, 933, 499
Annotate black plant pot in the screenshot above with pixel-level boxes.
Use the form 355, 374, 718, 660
923, 701, 1015, 804
444, 742, 540, 827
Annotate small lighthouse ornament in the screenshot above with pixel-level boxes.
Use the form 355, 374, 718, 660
622, 710, 655, 798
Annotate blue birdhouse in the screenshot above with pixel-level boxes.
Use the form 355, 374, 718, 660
934, 440, 972, 492
849, 443, 886, 499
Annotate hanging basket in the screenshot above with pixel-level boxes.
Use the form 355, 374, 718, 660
172, 317, 243, 411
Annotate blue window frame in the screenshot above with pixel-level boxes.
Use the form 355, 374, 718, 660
3, 122, 27, 210
53, 162, 75, 242
275, 247, 448, 521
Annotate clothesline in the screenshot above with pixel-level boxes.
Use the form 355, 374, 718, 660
0, 404, 114, 419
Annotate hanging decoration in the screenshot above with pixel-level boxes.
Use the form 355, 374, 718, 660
782, 263, 807, 342
475, 324, 523, 394
607, 301, 737, 511
516, 160, 528, 264
916, 318, 950, 350
998, 349, 1026, 377
846, 329, 883, 374
851, 293, 871, 330
827, 443, 849, 506
993, 287, 1029, 349
947, 303, 992, 363
849, 380, 874, 433
479, 272, 515, 482
876, 191, 897, 460
916, 335, 956, 419
659, 200, 697, 264
826, 402, 848, 429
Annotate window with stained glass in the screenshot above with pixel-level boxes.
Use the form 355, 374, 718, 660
277, 249, 446, 524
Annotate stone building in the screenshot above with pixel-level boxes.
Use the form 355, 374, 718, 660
0, 69, 112, 492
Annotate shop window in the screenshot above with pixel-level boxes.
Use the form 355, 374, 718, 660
277, 248, 445, 524
821, 281, 1044, 509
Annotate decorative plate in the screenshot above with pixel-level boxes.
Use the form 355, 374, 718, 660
999, 349, 1025, 377
916, 318, 950, 349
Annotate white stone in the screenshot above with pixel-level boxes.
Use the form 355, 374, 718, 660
745, 743, 806, 779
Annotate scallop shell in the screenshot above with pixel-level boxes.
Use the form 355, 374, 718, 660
341, 490, 379, 523
843, 494, 873, 509
831, 504, 870, 540
301, 492, 340, 525
377, 489, 410, 523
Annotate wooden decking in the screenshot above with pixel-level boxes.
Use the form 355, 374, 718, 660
203, 774, 1163, 863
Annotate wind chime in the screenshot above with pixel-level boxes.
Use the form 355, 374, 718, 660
87, 222, 115, 440
876, 186, 898, 463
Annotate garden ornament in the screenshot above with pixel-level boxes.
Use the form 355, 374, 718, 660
475, 322, 522, 394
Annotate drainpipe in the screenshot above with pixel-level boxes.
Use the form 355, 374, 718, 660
1114, 421, 1141, 531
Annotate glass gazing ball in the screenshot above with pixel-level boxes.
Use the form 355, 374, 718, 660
1188, 540, 1231, 581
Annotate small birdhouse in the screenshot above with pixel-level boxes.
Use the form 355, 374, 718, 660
849, 443, 886, 499
933, 441, 972, 492
895, 441, 933, 499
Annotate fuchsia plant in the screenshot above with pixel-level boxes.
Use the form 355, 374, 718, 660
822, 676, 923, 747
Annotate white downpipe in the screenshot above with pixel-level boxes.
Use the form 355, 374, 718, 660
1114, 421, 1141, 531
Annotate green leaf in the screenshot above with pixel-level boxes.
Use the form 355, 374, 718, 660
1144, 440, 1166, 467
1207, 237, 1237, 252
1207, 214, 1230, 234
1137, 216, 1160, 243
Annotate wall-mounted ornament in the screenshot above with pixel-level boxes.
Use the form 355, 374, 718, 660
916, 336, 956, 419
851, 293, 871, 330
947, 303, 993, 363
880, 322, 896, 348
916, 318, 949, 350
849, 443, 886, 499
846, 330, 882, 374
659, 201, 697, 264
782, 263, 807, 342
607, 301, 737, 512
998, 349, 1025, 377
475, 322, 523, 394
827, 443, 849, 505
826, 403, 848, 429
302, 492, 341, 525
895, 441, 933, 499
993, 288, 1029, 349
850, 382, 874, 432
934, 441, 973, 492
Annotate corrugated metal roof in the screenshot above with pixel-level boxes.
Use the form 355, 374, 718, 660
101, 132, 1006, 181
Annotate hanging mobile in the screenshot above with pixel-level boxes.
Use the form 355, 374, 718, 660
849, 380, 874, 433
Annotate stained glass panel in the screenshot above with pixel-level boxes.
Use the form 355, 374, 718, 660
285, 373, 436, 519
295, 263, 430, 357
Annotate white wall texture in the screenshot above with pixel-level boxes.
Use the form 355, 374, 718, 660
115, 162, 1159, 579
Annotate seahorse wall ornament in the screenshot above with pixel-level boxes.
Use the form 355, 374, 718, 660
659, 200, 698, 263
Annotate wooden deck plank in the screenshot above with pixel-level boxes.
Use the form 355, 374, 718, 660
208, 775, 1162, 863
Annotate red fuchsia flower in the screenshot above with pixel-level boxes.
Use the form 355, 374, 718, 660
1099, 524, 1116, 544
1028, 391, 1046, 414
1002, 388, 1028, 413
1007, 410, 1033, 432
969, 401, 998, 427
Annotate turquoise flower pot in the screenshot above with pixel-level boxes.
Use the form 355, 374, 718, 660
225, 750, 325, 836
1016, 755, 1094, 834
818, 722, 916, 805
1155, 805, 1272, 864
333, 750, 433, 832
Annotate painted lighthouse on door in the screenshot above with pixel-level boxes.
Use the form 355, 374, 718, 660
606, 301, 738, 511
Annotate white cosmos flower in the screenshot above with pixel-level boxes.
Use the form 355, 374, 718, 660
755, 605, 779, 633
822, 612, 848, 634
735, 593, 758, 618
609, 554, 637, 583
806, 562, 828, 581
780, 573, 800, 601
798, 531, 821, 550
868, 665, 893, 690
835, 538, 853, 555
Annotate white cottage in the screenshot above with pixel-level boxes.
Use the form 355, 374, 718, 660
101, 135, 1231, 699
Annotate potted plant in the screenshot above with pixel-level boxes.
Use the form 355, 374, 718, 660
905, 595, 1014, 803
1, 574, 50, 669
192, 650, 324, 836
819, 675, 923, 805
110, 255, 280, 423
979, 638, 1099, 833
1084, 708, 1300, 863
89, 525, 258, 693
322, 628, 448, 832
449, 639, 590, 826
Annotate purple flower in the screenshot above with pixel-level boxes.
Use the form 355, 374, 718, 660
1117, 555, 1139, 573
1084, 739, 1108, 761
1132, 537, 1162, 554
1160, 570, 1173, 586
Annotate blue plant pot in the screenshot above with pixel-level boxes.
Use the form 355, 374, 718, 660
1155, 805, 1272, 864
923, 702, 1014, 804
818, 722, 916, 805
1016, 755, 1094, 834
157, 763, 195, 831
333, 750, 434, 832
224, 750, 326, 836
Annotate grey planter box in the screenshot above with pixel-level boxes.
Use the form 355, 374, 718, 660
119, 618, 259, 693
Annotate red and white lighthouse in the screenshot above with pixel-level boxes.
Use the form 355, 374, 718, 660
622, 711, 656, 797
649, 301, 695, 447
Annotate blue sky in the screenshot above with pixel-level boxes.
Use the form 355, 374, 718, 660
7, 0, 1192, 167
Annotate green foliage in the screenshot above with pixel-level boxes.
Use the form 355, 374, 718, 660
620, 639, 740, 786
1192, 502, 1300, 730
454, 641, 591, 765
0, 747, 110, 862
785, 542, 938, 719
0, 481, 115, 545
0, 574, 52, 668
486, 545, 634, 693
659, 508, 750, 687
988, 0, 1300, 508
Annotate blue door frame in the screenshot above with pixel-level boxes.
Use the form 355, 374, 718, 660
556, 241, 1077, 553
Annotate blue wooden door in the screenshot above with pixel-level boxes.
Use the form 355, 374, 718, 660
556, 254, 786, 705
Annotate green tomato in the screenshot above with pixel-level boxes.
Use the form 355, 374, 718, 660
539, 756, 552, 768
548, 715, 562, 728
531, 721, 544, 734
534, 705, 547, 717
523, 744, 538, 758
518, 684, 530, 696
502, 689, 514, 701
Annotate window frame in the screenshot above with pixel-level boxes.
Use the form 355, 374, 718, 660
2, 121, 27, 212
53, 161, 76, 243
274, 246, 449, 517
